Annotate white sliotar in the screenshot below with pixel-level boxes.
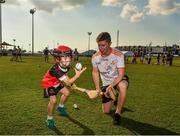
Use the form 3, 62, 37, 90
75, 63, 82, 71
73, 104, 78, 108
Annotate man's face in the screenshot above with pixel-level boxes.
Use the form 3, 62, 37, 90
56, 56, 72, 68
97, 40, 111, 56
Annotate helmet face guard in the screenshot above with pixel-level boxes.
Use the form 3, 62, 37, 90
59, 56, 71, 69
52, 51, 72, 58
52, 45, 73, 69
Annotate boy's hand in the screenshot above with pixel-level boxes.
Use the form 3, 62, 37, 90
74, 67, 87, 78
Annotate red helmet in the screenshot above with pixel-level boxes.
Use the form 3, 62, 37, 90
53, 45, 72, 57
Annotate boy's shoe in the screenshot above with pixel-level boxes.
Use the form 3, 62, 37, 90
47, 119, 55, 129
113, 113, 121, 125
56, 106, 68, 116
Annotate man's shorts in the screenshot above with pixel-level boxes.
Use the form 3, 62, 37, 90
101, 75, 129, 103
43, 83, 64, 98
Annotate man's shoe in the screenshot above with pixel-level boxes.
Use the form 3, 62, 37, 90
56, 106, 68, 116
47, 119, 55, 129
113, 113, 121, 125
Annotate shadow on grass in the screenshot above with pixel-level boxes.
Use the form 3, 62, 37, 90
108, 108, 179, 135
121, 117, 179, 135
171, 65, 180, 67
11, 60, 26, 63
67, 116, 95, 135
121, 107, 134, 113
51, 127, 64, 135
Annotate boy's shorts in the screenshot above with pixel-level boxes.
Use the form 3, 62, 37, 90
43, 83, 64, 98
101, 75, 129, 103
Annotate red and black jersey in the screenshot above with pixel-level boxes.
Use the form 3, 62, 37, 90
42, 64, 70, 88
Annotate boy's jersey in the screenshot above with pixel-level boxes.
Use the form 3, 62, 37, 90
92, 48, 125, 86
42, 64, 70, 88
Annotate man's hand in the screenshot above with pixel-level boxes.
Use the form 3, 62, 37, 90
105, 85, 113, 97
96, 89, 102, 96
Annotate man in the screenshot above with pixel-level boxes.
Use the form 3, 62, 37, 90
43, 47, 49, 63
92, 32, 129, 125
148, 52, 152, 64
73, 48, 79, 61
17, 46, 22, 61
157, 53, 160, 65
10, 46, 17, 61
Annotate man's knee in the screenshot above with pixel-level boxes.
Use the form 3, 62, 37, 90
118, 81, 128, 92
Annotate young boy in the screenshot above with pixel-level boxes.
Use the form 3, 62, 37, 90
42, 45, 86, 128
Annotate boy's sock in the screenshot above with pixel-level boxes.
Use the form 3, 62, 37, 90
47, 116, 53, 120
59, 104, 64, 108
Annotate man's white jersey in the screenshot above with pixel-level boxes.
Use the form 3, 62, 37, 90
92, 48, 125, 86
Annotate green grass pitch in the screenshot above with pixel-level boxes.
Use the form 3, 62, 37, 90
0, 56, 180, 135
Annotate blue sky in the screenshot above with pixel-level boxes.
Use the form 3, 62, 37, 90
1, 0, 180, 52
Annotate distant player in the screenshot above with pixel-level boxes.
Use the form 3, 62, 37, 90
42, 45, 86, 128
43, 47, 49, 63
17, 46, 22, 61
73, 48, 79, 61
10, 46, 17, 61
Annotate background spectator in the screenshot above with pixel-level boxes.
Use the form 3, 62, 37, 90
17, 46, 22, 61
10, 46, 17, 61
43, 47, 49, 63
73, 48, 79, 61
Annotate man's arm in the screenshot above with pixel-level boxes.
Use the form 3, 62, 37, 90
106, 67, 125, 93
92, 67, 101, 91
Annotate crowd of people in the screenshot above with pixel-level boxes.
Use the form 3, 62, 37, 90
125, 51, 174, 66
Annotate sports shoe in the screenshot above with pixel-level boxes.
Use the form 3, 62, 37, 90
47, 119, 55, 129
113, 113, 121, 125
56, 106, 68, 116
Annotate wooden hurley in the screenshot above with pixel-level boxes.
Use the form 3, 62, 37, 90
71, 84, 116, 100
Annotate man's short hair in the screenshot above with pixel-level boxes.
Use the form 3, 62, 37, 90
96, 32, 111, 43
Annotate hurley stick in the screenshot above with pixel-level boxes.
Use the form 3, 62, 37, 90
71, 84, 116, 100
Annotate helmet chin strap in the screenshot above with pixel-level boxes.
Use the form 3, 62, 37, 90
58, 64, 68, 72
